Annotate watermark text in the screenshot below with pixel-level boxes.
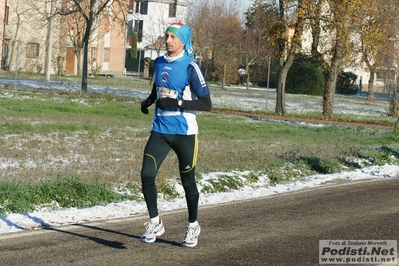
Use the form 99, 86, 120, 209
319, 240, 397, 264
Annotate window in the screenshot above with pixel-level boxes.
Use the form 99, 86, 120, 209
128, 0, 134, 11
103, 48, 110, 62
5, 6, 9, 24
135, 1, 148, 15
68, 14, 74, 29
376, 70, 395, 82
126, 20, 133, 46
169, 0, 177, 17
135, 20, 144, 42
135, 1, 140, 13
141, 1, 148, 14
91, 47, 97, 61
26, 43, 40, 58
104, 15, 110, 32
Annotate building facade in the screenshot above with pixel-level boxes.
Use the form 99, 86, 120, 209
0, 1, 191, 78
60, 1, 127, 77
1, 0, 127, 77
1, 1, 51, 73
125, 0, 190, 74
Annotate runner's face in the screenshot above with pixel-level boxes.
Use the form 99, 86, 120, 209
165, 32, 184, 57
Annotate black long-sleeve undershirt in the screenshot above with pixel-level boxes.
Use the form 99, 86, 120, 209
146, 82, 212, 111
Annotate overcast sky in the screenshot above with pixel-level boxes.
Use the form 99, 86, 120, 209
227, 0, 254, 13
236, 0, 254, 9
232, 0, 253, 23
190, 0, 254, 13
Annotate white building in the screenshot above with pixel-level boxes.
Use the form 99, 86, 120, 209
298, 3, 394, 93
127, 0, 191, 61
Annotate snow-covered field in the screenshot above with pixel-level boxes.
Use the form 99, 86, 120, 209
0, 78, 391, 116
0, 165, 397, 234
0, 78, 398, 234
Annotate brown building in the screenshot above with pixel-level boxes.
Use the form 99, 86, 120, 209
1, 1, 126, 77
60, 1, 127, 77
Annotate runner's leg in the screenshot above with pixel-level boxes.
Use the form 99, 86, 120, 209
141, 132, 171, 218
172, 134, 199, 223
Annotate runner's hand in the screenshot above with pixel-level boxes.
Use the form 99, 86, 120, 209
141, 98, 153, 114
156, 98, 179, 109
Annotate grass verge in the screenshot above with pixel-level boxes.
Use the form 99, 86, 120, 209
1, 74, 399, 215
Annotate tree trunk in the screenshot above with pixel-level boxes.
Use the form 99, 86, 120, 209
275, 1, 286, 116
76, 51, 81, 76
276, 58, 287, 115
323, 71, 335, 117
395, 116, 399, 132
274, 0, 305, 116
222, 61, 227, 88
322, 35, 343, 117
367, 70, 375, 101
245, 64, 250, 90
45, 0, 55, 81
81, 40, 89, 92
81, 20, 92, 92
8, 16, 21, 72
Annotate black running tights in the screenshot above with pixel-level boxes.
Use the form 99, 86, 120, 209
141, 132, 199, 223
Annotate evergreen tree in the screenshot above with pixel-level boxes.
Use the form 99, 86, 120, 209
130, 30, 138, 59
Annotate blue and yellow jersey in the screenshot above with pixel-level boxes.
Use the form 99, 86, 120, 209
151, 55, 210, 135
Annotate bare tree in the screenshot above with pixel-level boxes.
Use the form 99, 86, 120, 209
308, 0, 355, 117
273, 0, 306, 115
19, 0, 59, 80
214, 13, 243, 86
56, 0, 127, 92
382, 0, 399, 120
349, 0, 394, 101
140, 3, 187, 58
242, 1, 276, 90
188, 0, 243, 84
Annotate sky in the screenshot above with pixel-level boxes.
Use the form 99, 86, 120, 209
0, 78, 398, 235
232, 0, 254, 10
190, 0, 254, 19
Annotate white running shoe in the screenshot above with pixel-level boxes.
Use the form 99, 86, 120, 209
140, 220, 165, 243
181, 222, 201, 247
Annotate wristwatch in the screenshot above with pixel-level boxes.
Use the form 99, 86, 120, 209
178, 99, 183, 107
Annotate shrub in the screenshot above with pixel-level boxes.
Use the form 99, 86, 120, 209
336, 71, 358, 94
286, 54, 324, 96
0, 176, 126, 215
305, 157, 342, 174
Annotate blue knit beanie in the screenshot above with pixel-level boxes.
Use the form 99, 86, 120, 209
166, 22, 194, 59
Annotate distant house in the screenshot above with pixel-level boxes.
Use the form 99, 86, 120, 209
0, 1, 50, 73
0, 1, 126, 77
125, 0, 191, 74
298, 10, 396, 93
60, 1, 127, 77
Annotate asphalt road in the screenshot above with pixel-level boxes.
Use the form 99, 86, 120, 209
0, 178, 398, 266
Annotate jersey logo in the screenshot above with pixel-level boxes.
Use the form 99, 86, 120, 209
161, 72, 169, 83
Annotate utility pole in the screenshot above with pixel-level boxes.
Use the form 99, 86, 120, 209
45, 0, 55, 81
